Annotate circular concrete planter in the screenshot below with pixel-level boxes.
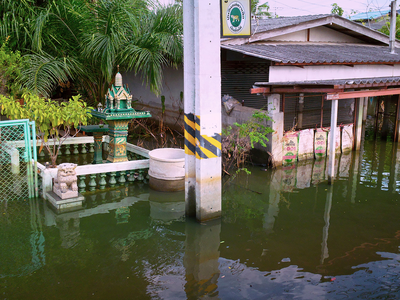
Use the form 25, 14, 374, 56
148, 148, 185, 192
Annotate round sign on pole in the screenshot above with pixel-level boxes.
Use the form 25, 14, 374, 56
221, 0, 251, 37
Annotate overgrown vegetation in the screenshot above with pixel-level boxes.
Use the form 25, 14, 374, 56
0, 0, 183, 165
0, 93, 92, 167
380, 15, 400, 40
331, 3, 344, 16
251, 1, 272, 19
0, 0, 183, 104
0, 40, 24, 97
222, 110, 274, 175
128, 117, 183, 150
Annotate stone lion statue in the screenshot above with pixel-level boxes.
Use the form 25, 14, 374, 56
53, 163, 78, 198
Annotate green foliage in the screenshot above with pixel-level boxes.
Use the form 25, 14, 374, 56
331, 3, 344, 16
222, 110, 274, 173
0, 40, 24, 97
0, 0, 183, 101
380, 16, 400, 40
350, 9, 359, 16
0, 93, 92, 166
251, 0, 272, 18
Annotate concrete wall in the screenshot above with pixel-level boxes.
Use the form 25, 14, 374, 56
221, 105, 257, 128
265, 27, 364, 43
269, 64, 400, 82
310, 27, 364, 43
123, 66, 184, 130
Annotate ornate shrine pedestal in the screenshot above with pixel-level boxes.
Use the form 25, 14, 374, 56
89, 71, 151, 163
106, 120, 129, 163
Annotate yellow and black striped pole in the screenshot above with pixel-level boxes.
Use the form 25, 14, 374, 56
194, 116, 221, 159
185, 114, 222, 160
183, 0, 221, 222
184, 113, 196, 157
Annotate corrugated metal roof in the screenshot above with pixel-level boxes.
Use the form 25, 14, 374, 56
254, 76, 400, 86
349, 10, 390, 21
222, 44, 400, 64
251, 14, 331, 34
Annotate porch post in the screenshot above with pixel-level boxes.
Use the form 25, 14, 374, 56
267, 94, 284, 167
381, 96, 391, 140
298, 93, 304, 129
395, 95, 400, 143
363, 97, 368, 122
328, 99, 338, 184
354, 97, 364, 151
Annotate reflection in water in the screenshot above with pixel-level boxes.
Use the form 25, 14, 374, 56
184, 220, 221, 299
149, 189, 185, 224
264, 169, 281, 233
0, 197, 45, 279
320, 185, 332, 265
1, 139, 400, 299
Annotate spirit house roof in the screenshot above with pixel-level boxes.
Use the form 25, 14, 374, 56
106, 72, 133, 104
91, 71, 151, 121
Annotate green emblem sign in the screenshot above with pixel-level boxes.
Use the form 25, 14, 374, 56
227, 2, 245, 33
221, 0, 251, 37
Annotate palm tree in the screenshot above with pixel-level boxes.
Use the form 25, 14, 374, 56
0, 0, 183, 103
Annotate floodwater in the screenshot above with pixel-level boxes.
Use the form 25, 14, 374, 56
1, 138, 400, 299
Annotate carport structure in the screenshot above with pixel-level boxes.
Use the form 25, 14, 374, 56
251, 76, 400, 183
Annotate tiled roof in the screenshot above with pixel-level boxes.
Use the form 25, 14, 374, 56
365, 19, 388, 31
251, 14, 331, 34
221, 44, 400, 64
254, 76, 400, 86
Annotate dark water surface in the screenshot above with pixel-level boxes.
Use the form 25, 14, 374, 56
1, 140, 400, 299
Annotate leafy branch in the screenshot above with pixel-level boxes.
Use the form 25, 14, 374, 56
0, 93, 92, 167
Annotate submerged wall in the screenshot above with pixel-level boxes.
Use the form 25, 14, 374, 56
282, 125, 354, 165
123, 66, 184, 130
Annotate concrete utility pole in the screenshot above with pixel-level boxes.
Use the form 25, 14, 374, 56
390, 0, 397, 54
327, 99, 338, 184
183, 0, 222, 222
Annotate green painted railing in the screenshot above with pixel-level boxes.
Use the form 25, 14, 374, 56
0, 119, 38, 201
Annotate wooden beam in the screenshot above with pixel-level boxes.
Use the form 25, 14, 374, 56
250, 87, 270, 94
271, 88, 343, 94
335, 83, 396, 89
326, 88, 400, 100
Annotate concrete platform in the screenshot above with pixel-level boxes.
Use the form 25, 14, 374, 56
46, 191, 85, 213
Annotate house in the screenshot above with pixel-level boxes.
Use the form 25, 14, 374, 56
125, 14, 400, 167
221, 14, 400, 166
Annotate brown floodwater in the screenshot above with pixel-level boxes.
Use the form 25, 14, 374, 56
1, 135, 400, 299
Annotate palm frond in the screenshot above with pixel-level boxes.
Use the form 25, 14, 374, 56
120, 35, 167, 95
20, 52, 83, 97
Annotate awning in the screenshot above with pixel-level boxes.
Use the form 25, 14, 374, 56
251, 76, 400, 99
